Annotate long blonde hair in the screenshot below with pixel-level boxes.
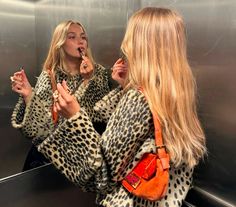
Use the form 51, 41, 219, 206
121, 7, 206, 168
43, 20, 94, 74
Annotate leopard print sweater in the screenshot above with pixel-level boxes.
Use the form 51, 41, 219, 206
38, 88, 193, 207
11, 64, 110, 145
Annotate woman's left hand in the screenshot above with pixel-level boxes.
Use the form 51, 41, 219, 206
112, 58, 128, 88
53, 80, 80, 119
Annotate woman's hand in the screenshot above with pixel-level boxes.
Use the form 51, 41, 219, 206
53, 80, 80, 119
80, 55, 94, 82
111, 58, 128, 88
10, 69, 32, 104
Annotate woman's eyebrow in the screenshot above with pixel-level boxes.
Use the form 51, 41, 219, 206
67, 32, 85, 36
67, 32, 76, 35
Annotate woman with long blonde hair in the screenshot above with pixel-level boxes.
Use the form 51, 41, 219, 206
38, 8, 206, 207
11, 20, 110, 170
121, 7, 206, 169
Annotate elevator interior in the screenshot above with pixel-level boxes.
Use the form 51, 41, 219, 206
0, 0, 235, 206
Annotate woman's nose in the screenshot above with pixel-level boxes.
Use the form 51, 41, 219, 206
77, 36, 84, 44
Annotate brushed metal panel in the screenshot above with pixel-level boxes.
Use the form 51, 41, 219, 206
0, 0, 37, 107
0, 1, 36, 178
0, 164, 97, 207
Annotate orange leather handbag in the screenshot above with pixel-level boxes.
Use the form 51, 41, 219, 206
121, 101, 170, 201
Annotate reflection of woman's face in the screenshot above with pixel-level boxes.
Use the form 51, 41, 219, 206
63, 24, 88, 59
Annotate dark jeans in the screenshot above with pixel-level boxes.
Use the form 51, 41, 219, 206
22, 144, 49, 171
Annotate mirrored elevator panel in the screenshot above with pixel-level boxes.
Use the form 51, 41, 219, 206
0, 0, 37, 178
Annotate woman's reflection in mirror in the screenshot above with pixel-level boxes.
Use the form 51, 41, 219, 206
10, 20, 111, 171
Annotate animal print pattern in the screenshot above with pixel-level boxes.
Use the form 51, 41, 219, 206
38, 88, 193, 207
94, 86, 123, 123
11, 64, 110, 145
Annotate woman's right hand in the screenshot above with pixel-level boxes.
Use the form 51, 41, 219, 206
53, 80, 80, 119
80, 55, 94, 83
11, 69, 32, 104
111, 58, 128, 88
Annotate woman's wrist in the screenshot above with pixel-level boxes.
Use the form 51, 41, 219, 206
82, 71, 93, 85
23, 89, 33, 104
83, 78, 90, 86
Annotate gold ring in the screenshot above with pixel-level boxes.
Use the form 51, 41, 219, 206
53, 90, 59, 99
10, 76, 14, 83
83, 63, 88, 69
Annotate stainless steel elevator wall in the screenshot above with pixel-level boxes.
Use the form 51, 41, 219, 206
0, 0, 36, 178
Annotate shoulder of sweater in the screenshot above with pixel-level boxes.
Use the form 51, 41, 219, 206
119, 88, 146, 106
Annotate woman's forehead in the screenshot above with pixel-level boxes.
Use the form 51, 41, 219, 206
68, 24, 84, 33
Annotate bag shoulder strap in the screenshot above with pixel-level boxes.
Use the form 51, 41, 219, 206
48, 69, 57, 92
138, 89, 169, 162
152, 113, 169, 163
47, 69, 58, 125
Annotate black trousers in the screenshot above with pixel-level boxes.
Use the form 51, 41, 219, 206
22, 144, 49, 171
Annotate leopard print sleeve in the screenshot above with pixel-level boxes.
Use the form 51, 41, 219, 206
38, 108, 103, 185
38, 89, 154, 191
11, 71, 54, 141
94, 86, 123, 123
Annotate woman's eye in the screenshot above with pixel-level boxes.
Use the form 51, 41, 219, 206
81, 36, 87, 40
68, 35, 75, 39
